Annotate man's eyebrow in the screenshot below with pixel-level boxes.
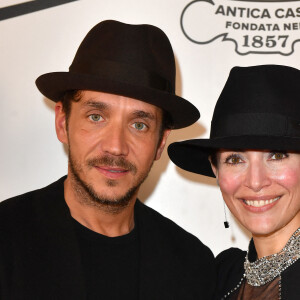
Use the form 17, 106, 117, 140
82, 100, 109, 110
82, 102, 156, 120
132, 110, 156, 120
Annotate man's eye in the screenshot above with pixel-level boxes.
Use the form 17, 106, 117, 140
133, 122, 146, 131
225, 155, 242, 165
270, 152, 288, 161
89, 114, 103, 122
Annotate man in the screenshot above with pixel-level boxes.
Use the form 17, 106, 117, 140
0, 20, 215, 299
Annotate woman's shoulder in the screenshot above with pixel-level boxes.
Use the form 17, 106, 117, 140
215, 248, 246, 299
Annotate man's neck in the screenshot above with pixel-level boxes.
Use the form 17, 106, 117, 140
63, 177, 136, 237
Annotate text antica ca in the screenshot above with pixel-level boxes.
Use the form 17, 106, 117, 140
216, 5, 300, 32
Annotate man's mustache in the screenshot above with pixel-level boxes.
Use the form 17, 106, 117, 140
87, 156, 137, 174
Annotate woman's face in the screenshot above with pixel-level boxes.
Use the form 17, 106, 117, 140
212, 150, 300, 237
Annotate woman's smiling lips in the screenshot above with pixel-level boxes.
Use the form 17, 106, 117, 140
94, 166, 129, 179
239, 195, 282, 212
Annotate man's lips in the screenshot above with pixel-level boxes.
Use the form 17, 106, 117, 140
94, 166, 129, 179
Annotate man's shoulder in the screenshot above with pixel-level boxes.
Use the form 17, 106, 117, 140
136, 200, 213, 255
217, 247, 246, 258
0, 177, 66, 222
215, 247, 246, 297
136, 201, 216, 297
137, 200, 197, 238
216, 248, 247, 274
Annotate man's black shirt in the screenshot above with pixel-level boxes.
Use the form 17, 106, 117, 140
73, 218, 139, 299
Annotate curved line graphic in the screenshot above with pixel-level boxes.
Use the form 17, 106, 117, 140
180, 0, 226, 45
180, 0, 300, 56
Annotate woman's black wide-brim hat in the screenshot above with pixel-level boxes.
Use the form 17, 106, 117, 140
35, 20, 199, 129
168, 65, 300, 177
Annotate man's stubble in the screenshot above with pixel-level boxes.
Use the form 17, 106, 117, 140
68, 147, 154, 214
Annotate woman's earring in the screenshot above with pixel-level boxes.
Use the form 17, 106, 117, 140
216, 178, 229, 228
223, 201, 229, 228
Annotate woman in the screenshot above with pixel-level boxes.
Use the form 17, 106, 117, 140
168, 65, 300, 299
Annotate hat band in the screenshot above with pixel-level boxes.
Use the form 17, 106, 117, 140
69, 59, 174, 93
211, 113, 300, 138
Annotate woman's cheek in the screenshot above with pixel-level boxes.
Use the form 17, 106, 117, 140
219, 172, 243, 196
275, 168, 300, 189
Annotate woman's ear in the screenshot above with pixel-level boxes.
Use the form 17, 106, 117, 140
208, 156, 219, 182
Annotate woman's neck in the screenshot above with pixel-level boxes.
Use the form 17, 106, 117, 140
253, 222, 300, 258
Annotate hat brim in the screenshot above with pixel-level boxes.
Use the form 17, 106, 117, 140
35, 72, 200, 129
168, 135, 300, 178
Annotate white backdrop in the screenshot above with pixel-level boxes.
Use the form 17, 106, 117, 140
1, 0, 300, 255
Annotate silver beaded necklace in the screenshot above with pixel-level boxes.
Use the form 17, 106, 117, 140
244, 228, 300, 287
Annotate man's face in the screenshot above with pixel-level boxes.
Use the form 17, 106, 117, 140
55, 90, 170, 210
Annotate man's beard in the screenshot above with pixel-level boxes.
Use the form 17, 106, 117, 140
68, 149, 153, 214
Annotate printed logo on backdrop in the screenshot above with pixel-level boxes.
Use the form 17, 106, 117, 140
181, 0, 300, 55
0, 0, 78, 21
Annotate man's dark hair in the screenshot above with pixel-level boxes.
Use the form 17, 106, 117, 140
62, 90, 174, 141
62, 90, 82, 127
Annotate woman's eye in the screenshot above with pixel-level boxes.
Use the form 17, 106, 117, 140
89, 114, 103, 122
270, 152, 288, 160
133, 122, 146, 131
225, 155, 242, 165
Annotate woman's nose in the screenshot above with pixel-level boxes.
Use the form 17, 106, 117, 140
244, 163, 271, 192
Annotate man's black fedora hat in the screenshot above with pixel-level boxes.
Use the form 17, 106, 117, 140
36, 20, 199, 129
168, 64, 300, 177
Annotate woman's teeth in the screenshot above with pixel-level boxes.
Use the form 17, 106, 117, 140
244, 197, 280, 207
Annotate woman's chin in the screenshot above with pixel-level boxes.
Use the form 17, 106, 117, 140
241, 219, 277, 237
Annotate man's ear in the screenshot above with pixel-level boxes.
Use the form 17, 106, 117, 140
55, 102, 68, 145
155, 129, 171, 160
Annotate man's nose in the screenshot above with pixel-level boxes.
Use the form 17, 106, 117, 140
244, 163, 271, 192
100, 125, 129, 157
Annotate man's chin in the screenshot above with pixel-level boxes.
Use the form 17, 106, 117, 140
86, 189, 138, 214
106, 178, 119, 187
91, 191, 134, 206
76, 177, 140, 212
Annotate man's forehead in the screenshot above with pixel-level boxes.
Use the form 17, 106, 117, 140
78, 90, 163, 116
